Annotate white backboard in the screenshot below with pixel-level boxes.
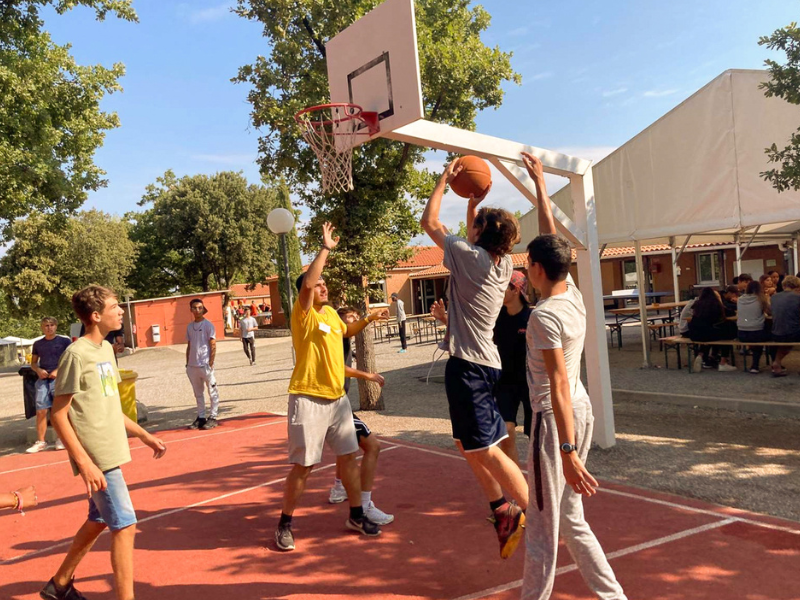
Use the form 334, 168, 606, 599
325, 0, 424, 146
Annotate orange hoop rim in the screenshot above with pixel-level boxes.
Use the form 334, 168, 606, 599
294, 103, 379, 136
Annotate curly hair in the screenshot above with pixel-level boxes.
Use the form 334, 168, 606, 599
473, 208, 520, 257
72, 285, 116, 325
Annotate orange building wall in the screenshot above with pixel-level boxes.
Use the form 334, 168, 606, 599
132, 293, 225, 348
386, 270, 414, 318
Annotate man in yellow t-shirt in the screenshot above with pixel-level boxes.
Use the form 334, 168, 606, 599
275, 222, 389, 552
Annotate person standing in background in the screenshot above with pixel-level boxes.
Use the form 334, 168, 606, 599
390, 293, 408, 353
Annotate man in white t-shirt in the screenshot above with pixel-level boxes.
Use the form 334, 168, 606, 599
521, 152, 626, 600
240, 313, 258, 365
390, 293, 407, 353
185, 298, 220, 430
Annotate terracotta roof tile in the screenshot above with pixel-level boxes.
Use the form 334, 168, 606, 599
410, 253, 529, 279
395, 246, 445, 268
229, 283, 272, 299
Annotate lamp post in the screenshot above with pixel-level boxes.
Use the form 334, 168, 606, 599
267, 207, 296, 337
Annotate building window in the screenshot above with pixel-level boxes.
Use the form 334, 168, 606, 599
696, 252, 720, 285
622, 260, 638, 289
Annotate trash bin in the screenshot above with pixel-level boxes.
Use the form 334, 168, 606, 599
118, 369, 138, 422
18, 366, 38, 419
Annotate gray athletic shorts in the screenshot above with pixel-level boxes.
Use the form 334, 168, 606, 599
287, 393, 359, 466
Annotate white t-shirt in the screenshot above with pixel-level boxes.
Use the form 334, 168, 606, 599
395, 299, 406, 322
240, 316, 258, 339
186, 319, 216, 367
526, 274, 590, 411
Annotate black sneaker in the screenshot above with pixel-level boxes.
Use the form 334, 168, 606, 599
189, 417, 206, 430
40, 577, 88, 600
345, 516, 381, 537
200, 417, 218, 430
275, 523, 295, 551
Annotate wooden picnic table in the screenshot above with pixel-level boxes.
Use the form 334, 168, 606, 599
606, 301, 690, 349
608, 301, 689, 316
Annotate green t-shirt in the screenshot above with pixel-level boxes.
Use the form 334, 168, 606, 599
55, 337, 131, 476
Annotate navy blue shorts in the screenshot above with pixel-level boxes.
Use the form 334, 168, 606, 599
352, 413, 372, 440
494, 383, 533, 438
444, 356, 506, 452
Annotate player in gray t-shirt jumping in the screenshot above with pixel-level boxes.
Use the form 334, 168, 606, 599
521, 152, 627, 600
420, 161, 528, 559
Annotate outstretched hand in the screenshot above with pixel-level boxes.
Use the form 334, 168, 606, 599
370, 309, 389, 322
430, 298, 447, 323
521, 152, 545, 184
443, 160, 464, 184
468, 181, 492, 206
322, 222, 340, 250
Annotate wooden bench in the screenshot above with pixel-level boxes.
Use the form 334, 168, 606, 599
659, 336, 798, 372
648, 322, 677, 350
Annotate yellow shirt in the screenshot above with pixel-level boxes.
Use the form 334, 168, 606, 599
287, 301, 348, 400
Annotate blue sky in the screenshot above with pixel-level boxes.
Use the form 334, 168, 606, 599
42, 0, 797, 235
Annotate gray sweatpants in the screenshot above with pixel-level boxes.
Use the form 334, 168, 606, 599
522, 404, 626, 600
186, 365, 220, 419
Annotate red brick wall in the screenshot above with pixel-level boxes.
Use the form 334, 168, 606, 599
133, 293, 225, 348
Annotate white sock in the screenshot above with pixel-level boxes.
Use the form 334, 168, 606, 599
361, 491, 372, 507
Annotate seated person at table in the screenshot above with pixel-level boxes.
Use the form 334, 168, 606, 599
678, 299, 694, 335
769, 275, 800, 377
760, 274, 777, 298
687, 287, 737, 372
722, 285, 739, 316
737, 280, 773, 374
735, 273, 753, 294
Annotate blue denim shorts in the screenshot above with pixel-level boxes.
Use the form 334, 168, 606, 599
87, 468, 137, 531
34, 379, 55, 411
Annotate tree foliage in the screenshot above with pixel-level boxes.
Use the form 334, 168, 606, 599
0, 0, 136, 239
274, 182, 304, 313
0, 209, 138, 325
129, 170, 279, 298
235, 0, 519, 408
759, 22, 800, 192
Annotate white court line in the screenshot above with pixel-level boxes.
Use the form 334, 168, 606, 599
449, 518, 738, 600
386, 441, 800, 536
0, 444, 399, 565
0, 418, 287, 477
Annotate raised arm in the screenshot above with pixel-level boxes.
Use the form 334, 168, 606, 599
299, 222, 339, 311
421, 162, 463, 249
430, 298, 447, 325
521, 152, 556, 236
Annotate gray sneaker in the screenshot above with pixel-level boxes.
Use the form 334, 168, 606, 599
275, 523, 295, 551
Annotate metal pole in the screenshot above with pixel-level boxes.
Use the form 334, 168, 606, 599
281, 234, 296, 365
635, 241, 651, 368
793, 233, 799, 275
125, 296, 136, 351
670, 240, 680, 303
734, 234, 741, 277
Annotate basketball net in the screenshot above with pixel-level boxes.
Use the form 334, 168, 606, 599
295, 104, 378, 194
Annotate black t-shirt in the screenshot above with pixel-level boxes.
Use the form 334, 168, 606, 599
493, 305, 533, 386
343, 337, 354, 394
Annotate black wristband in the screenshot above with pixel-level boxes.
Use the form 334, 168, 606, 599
322, 245, 333, 252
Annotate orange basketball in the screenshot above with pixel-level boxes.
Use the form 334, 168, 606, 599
450, 155, 492, 199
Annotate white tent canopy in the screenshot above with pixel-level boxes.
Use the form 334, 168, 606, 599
518, 70, 800, 248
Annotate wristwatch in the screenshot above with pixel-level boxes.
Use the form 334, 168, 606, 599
560, 442, 577, 454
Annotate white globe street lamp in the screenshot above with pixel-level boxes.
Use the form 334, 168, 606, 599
268, 208, 296, 342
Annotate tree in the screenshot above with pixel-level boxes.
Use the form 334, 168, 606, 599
129, 170, 279, 298
0, 1, 136, 239
274, 182, 304, 313
235, 0, 519, 409
0, 291, 42, 339
0, 210, 138, 325
759, 22, 800, 192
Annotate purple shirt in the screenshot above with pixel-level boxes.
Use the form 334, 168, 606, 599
32, 336, 72, 372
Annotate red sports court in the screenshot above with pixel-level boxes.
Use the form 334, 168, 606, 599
1, 413, 798, 599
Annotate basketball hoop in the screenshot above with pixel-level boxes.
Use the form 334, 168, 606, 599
294, 103, 379, 194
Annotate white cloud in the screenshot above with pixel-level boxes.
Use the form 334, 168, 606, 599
509, 26, 529, 37
191, 153, 255, 165
602, 87, 628, 98
643, 89, 678, 98
188, 3, 232, 24
530, 71, 553, 81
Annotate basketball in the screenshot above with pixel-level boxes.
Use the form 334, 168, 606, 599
449, 155, 492, 199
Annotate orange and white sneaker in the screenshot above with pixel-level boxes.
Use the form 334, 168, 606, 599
493, 502, 525, 559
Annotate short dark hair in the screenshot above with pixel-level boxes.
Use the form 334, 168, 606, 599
190, 298, 204, 307
295, 273, 305, 292
72, 286, 116, 325
526, 234, 571, 282
337, 306, 359, 319
738, 273, 753, 283
473, 208, 520, 257
724, 285, 739, 296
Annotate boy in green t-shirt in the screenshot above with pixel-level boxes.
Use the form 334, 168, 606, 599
41, 286, 167, 600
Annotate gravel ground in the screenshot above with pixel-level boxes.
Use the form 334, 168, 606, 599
1, 331, 798, 522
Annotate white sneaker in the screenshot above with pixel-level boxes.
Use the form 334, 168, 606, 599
54, 439, 66, 451
364, 500, 394, 525
329, 481, 347, 504
718, 363, 737, 372
26, 440, 49, 454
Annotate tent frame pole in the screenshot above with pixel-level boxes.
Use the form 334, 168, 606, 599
670, 237, 680, 302
634, 241, 651, 368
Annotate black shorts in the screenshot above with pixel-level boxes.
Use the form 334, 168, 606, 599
444, 356, 506, 452
352, 413, 372, 440
494, 382, 533, 437
772, 332, 800, 344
